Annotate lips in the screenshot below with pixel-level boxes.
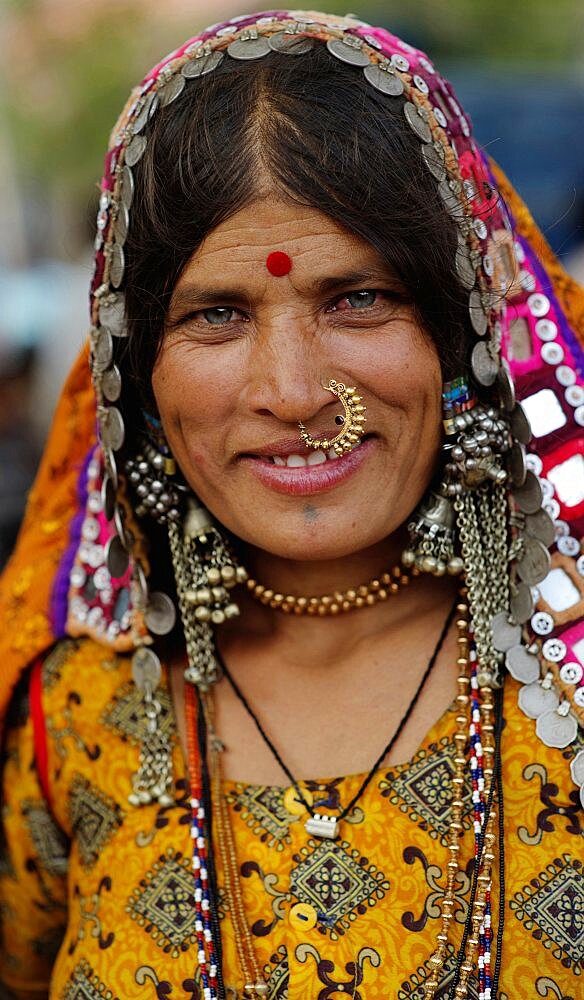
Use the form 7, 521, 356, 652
239, 436, 375, 496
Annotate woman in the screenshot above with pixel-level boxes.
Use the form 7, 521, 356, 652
1, 9, 583, 999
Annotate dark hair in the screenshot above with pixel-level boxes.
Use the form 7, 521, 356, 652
123, 44, 469, 410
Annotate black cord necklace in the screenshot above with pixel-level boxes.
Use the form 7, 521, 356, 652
215, 597, 458, 840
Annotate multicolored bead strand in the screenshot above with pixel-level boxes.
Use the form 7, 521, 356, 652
451, 645, 498, 1000
186, 684, 220, 1000
424, 602, 472, 997
204, 691, 269, 999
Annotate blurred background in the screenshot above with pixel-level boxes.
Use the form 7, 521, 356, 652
1, 0, 584, 564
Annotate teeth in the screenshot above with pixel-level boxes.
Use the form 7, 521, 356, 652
307, 450, 327, 466
273, 456, 286, 466
327, 448, 339, 460
286, 454, 308, 468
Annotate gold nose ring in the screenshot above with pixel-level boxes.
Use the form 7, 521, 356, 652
298, 379, 367, 456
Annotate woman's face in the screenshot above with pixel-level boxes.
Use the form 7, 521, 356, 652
152, 196, 443, 561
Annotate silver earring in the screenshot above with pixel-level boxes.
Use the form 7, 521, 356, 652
168, 499, 248, 690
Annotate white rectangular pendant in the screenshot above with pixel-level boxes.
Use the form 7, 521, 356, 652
304, 813, 339, 839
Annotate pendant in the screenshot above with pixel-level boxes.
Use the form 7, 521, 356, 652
304, 813, 339, 839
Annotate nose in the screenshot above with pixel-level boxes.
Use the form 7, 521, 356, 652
243, 324, 337, 428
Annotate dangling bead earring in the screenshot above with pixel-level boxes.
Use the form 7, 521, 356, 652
402, 376, 511, 579
125, 413, 184, 523
168, 500, 248, 689
402, 491, 463, 576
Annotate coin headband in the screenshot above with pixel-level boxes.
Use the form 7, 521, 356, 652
60, 9, 583, 739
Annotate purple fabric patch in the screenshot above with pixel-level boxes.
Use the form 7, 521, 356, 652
50, 446, 94, 637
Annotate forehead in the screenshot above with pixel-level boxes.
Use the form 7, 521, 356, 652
183, 195, 380, 271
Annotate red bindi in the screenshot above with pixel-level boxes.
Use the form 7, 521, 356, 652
266, 251, 293, 277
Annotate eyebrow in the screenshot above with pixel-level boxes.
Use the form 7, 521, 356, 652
168, 267, 400, 314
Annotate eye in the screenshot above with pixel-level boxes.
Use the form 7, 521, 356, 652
201, 306, 240, 326
346, 290, 378, 309
327, 289, 384, 313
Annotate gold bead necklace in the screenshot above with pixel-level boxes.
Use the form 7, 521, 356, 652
245, 564, 414, 615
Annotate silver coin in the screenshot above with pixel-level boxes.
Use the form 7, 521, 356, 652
121, 165, 135, 210
525, 508, 556, 548
512, 470, 543, 514
158, 73, 186, 106
114, 203, 129, 244
99, 294, 126, 337
110, 243, 125, 289
468, 288, 488, 337
364, 62, 405, 96
497, 358, 516, 411
125, 134, 147, 167
516, 537, 551, 585
132, 90, 157, 133
542, 637, 567, 663
439, 178, 464, 220
560, 661, 584, 685
491, 611, 522, 652
101, 406, 125, 452
132, 646, 162, 691
145, 591, 177, 635
506, 644, 540, 684
182, 51, 224, 77
509, 581, 534, 624
536, 708, 578, 749
508, 441, 527, 487
228, 35, 272, 60
570, 748, 584, 785
102, 365, 122, 403
575, 688, 584, 708
403, 101, 432, 142
326, 36, 370, 66
105, 534, 129, 578
510, 403, 532, 445
269, 31, 314, 55
102, 447, 119, 490
92, 327, 113, 372
471, 341, 498, 386
473, 217, 488, 240
518, 681, 559, 719
101, 474, 116, 521
454, 244, 476, 289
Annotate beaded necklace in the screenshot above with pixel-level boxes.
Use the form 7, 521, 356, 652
185, 599, 506, 1000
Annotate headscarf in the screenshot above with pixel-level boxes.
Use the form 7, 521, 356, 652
1, 10, 583, 752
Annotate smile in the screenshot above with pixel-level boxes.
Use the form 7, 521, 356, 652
240, 436, 375, 496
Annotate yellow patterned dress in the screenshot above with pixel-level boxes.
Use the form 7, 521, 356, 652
1, 637, 583, 999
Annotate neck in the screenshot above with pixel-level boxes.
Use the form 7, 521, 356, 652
223, 529, 458, 664
243, 529, 407, 599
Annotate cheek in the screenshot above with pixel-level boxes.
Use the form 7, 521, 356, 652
152, 342, 234, 430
